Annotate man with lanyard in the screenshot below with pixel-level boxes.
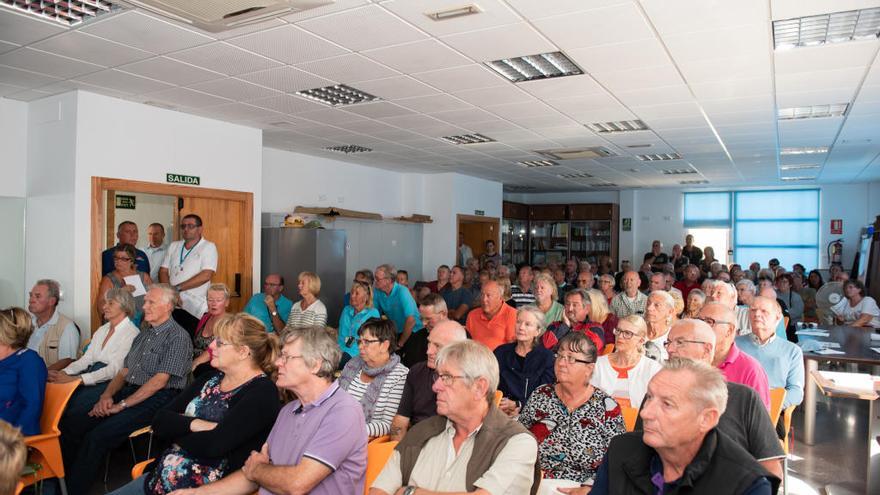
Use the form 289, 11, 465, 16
159, 214, 218, 318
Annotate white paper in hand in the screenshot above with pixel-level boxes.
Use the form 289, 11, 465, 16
123, 275, 147, 297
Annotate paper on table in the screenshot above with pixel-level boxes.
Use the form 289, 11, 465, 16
819, 371, 875, 392
796, 330, 830, 337
871, 347, 880, 354
870, 333, 880, 340
813, 348, 846, 355
123, 275, 147, 297
818, 341, 841, 349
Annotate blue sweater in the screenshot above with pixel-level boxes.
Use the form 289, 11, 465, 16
494, 342, 555, 406
0, 348, 48, 435
735, 335, 804, 409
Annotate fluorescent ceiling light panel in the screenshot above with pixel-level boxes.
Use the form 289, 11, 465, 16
636, 152, 682, 161
773, 7, 880, 50
558, 172, 594, 179
661, 168, 697, 175
296, 84, 380, 107
485, 51, 583, 83
780, 164, 820, 171
426, 4, 481, 21
441, 133, 495, 145
586, 120, 648, 133
780, 146, 829, 155
679, 180, 709, 185
781, 176, 817, 181
778, 103, 848, 120
1, 0, 117, 26
518, 160, 558, 168
536, 147, 615, 160
325, 145, 372, 154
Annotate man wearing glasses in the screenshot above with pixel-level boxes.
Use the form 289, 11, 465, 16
101, 221, 150, 276
371, 340, 539, 495
159, 214, 218, 318
243, 274, 292, 333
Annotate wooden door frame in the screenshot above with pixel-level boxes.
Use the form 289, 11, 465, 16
91, 177, 254, 328
456, 214, 501, 264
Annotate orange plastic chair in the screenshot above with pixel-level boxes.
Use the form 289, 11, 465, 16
20, 381, 80, 495
620, 405, 639, 432
15, 481, 24, 495
782, 405, 797, 454
131, 458, 155, 479
369, 435, 391, 445
493, 390, 503, 407
768, 388, 786, 425
601, 343, 615, 356
364, 440, 398, 495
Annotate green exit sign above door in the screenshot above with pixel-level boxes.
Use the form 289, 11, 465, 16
167, 173, 200, 185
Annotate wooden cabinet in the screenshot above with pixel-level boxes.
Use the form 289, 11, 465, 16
529, 204, 568, 220
503, 201, 529, 220
569, 203, 614, 220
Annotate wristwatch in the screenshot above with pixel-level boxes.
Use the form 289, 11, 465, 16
402, 487, 417, 495
271, 310, 278, 317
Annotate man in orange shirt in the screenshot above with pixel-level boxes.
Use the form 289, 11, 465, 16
466, 279, 516, 350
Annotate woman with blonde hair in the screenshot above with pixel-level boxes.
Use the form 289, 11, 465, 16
285, 271, 327, 332
494, 305, 555, 416
0, 419, 26, 495
590, 315, 662, 409
191, 283, 231, 376
534, 273, 564, 325
586, 288, 618, 345
0, 307, 47, 435
109, 313, 280, 495
338, 280, 380, 368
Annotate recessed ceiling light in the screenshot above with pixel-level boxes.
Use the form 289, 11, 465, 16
586, 120, 648, 133
558, 172, 594, 179
636, 152, 682, 161
485, 51, 583, 83
517, 160, 558, 168
780, 164, 821, 171
325, 145, 372, 154
662, 168, 697, 175
536, 147, 615, 160
780, 146, 829, 155
778, 103, 848, 120
426, 4, 481, 21
1, 0, 117, 26
781, 176, 817, 181
773, 7, 880, 50
296, 84, 380, 107
679, 180, 709, 185
441, 133, 495, 145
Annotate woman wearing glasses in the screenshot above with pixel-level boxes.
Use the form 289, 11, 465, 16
97, 243, 153, 326
494, 305, 555, 417
108, 313, 280, 495
337, 280, 381, 369
338, 318, 408, 438
518, 332, 626, 489
590, 315, 662, 410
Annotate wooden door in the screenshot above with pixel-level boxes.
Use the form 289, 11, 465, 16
179, 196, 251, 313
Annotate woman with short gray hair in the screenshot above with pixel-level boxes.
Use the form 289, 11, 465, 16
494, 305, 555, 416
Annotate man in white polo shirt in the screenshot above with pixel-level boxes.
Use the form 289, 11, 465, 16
159, 214, 218, 318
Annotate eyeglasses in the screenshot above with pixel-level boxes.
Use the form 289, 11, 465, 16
180, 223, 199, 230
663, 338, 710, 349
212, 337, 234, 347
554, 353, 593, 365
696, 316, 732, 327
357, 338, 380, 346
113, 256, 132, 262
278, 353, 305, 364
436, 373, 468, 386
613, 328, 637, 340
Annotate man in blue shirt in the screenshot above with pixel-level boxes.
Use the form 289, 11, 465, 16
101, 221, 150, 276
373, 264, 425, 367
243, 274, 293, 332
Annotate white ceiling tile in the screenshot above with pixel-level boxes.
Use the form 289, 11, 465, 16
120, 57, 224, 86
296, 108, 369, 125
295, 53, 399, 84
365, 39, 472, 73
677, 53, 772, 83
395, 93, 472, 113
384, 0, 522, 36
30, 31, 153, 67
776, 67, 866, 94
283, 0, 371, 22
641, 0, 768, 35
80, 11, 212, 54
141, 87, 232, 108
209, 18, 288, 41
167, 42, 281, 76
0, 40, 17, 55
615, 84, 695, 107
248, 94, 327, 114
0, 9, 68, 45
644, 114, 711, 130
196, 103, 285, 122
454, 84, 534, 106
441, 22, 556, 62
227, 25, 349, 65
663, 24, 770, 64
505, 0, 629, 20
591, 64, 685, 93
188, 78, 281, 101
355, 75, 439, 99
428, 108, 504, 125
0, 81, 25, 96
0, 48, 103, 79
0, 64, 60, 87
74, 69, 175, 95
568, 38, 672, 74
517, 74, 605, 100
5, 88, 52, 102
513, 113, 579, 129
532, 2, 655, 50
774, 40, 879, 75
238, 66, 334, 92
700, 94, 775, 113
770, 0, 880, 20
776, 88, 861, 108
413, 64, 506, 92
297, 4, 426, 51
690, 77, 773, 100
343, 101, 415, 118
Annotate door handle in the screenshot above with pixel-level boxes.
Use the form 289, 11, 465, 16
233, 273, 241, 297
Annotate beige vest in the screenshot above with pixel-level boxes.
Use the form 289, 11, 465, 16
37, 312, 80, 365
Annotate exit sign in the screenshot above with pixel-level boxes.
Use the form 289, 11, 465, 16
474, 210, 485, 216
167, 173, 200, 185
115, 195, 136, 209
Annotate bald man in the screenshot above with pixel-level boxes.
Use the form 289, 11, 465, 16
737, 297, 804, 411
637, 319, 785, 479
699, 302, 770, 409
758, 287, 788, 340
466, 279, 517, 350
389, 320, 468, 441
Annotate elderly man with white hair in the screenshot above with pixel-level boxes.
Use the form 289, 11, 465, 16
737, 297, 804, 411
370, 340, 539, 495
591, 356, 779, 494
644, 290, 675, 362
707, 279, 751, 338
735, 279, 757, 335
611, 271, 647, 319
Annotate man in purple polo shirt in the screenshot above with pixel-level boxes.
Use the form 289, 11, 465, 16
174, 326, 367, 495
699, 302, 770, 410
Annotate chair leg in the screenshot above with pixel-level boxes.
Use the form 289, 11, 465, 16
59, 477, 69, 495
781, 455, 788, 495
103, 454, 111, 492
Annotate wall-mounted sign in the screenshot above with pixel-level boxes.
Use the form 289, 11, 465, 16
474, 210, 485, 216
167, 173, 200, 185
831, 219, 842, 235
115, 195, 136, 210
622, 217, 632, 231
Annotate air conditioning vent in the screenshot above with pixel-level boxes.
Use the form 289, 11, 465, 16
535, 147, 615, 160
121, 0, 333, 32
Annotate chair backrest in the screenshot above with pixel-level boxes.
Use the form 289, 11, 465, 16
768, 388, 786, 425
39, 381, 80, 436
364, 440, 398, 495
493, 390, 503, 407
601, 343, 615, 356
620, 405, 639, 432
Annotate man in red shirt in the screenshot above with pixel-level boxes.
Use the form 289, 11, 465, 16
674, 264, 701, 310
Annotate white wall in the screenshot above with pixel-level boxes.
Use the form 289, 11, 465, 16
0, 98, 30, 306
0, 98, 27, 198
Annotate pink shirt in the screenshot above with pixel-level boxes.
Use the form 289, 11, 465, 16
718, 343, 771, 410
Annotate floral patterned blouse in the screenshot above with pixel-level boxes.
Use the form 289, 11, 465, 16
518, 383, 626, 484
145, 373, 263, 494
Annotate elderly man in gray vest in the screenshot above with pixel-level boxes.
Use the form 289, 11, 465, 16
370, 340, 539, 495
27, 279, 82, 370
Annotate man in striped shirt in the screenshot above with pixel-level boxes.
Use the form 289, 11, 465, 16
509, 265, 536, 307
